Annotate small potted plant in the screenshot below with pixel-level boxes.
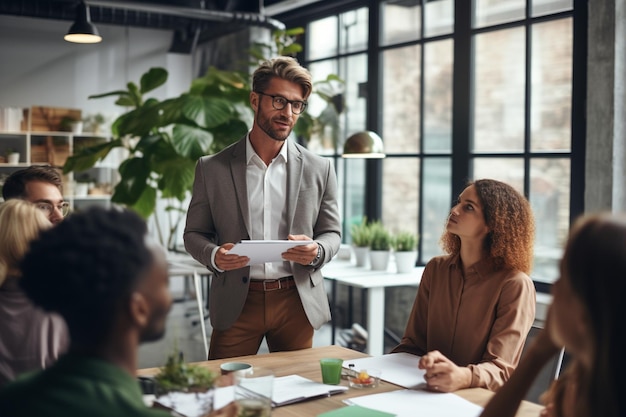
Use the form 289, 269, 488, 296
368, 221, 392, 271
74, 173, 94, 197
83, 113, 106, 135
60, 115, 83, 134
153, 350, 218, 415
350, 217, 371, 267
392, 230, 419, 273
5, 148, 20, 164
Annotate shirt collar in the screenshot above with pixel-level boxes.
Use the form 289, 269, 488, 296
245, 133, 288, 165
448, 253, 500, 279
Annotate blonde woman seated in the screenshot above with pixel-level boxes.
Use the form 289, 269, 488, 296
392, 179, 536, 392
0, 200, 69, 387
480, 213, 626, 417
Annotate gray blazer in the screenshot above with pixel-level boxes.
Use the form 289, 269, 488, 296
183, 137, 341, 331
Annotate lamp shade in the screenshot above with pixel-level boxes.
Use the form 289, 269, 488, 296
342, 131, 386, 158
64, 2, 102, 44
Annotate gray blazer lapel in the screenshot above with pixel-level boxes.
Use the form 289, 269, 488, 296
230, 138, 251, 237
286, 141, 303, 231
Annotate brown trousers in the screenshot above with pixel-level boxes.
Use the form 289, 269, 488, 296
208, 286, 314, 359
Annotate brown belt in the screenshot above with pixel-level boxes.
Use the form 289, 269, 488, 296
249, 276, 296, 292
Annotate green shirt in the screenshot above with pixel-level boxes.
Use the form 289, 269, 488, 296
0, 354, 170, 417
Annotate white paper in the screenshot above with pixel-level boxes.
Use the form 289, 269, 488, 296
228, 240, 310, 265
345, 389, 483, 417
271, 375, 348, 406
343, 353, 426, 389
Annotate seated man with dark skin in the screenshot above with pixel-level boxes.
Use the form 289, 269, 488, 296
0, 207, 235, 417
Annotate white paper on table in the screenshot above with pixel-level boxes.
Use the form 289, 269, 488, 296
343, 353, 426, 389
344, 389, 483, 417
271, 375, 348, 406
228, 240, 310, 265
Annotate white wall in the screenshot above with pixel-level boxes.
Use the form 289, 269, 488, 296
0, 15, 192, 124
0, 14, 194, 245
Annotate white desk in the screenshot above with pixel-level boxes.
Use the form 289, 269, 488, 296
322, 258, 424, 356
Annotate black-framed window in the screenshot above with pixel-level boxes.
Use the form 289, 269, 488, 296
280, 0, 585, 288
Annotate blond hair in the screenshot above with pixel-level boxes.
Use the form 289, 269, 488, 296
0, 199, 51, 285
252, 56, 313, 99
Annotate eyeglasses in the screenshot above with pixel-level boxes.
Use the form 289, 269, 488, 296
35, 202, 71, 218
255, 92, 307, 115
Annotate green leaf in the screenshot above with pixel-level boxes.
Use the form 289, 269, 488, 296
62, 139, 122, 173
127, 82, 142, 107
209, 119, 248, 153
112, 158, 151, 206
284, 27, 305, 36
281, 43, 303, 55
115, 96, 136, 107
140, 67, 168, 94
115, 105, 161, 136
172, 124, 213, 160
128, 186, 157, 218
88, 90, 130, 100
157, 158, 196, 200
182, 96, 234, 129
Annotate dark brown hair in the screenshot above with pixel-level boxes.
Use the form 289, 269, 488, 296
2, 165, 63, 200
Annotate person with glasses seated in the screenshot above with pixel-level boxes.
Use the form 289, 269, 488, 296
2, 165, 69, 224
184, 56, 341, 359
0, 199, 69, 388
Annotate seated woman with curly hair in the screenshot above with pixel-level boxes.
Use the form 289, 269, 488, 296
391, 179, 536, 392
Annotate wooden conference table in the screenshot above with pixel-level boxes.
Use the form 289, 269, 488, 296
138, 345, 542, 417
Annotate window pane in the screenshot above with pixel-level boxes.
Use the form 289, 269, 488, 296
530, 158, 570, 284
532, 0, 573, 17
307, 16, 337, 60
473, 27, 526, 152
380, 0, 421, 46
530, 19, 572, 152
424, 39, 453, 153
425, 0, 454, 37
383, 158, 419, 244
339, 8, 369, 54
472, 158, 525, 193
382, 45, 421, 154
422, 157, 451, 262
341, 158, 366, 245
308, 55, 367, 155
474, 0, 526, 28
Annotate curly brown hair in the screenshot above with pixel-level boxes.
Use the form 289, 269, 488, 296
440, 179, 535, 274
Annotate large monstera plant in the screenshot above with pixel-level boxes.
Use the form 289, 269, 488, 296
63, 27, 342, 249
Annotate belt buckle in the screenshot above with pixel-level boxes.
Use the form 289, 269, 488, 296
262, 279, 280, 292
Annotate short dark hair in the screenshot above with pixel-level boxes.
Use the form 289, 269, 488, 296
19, 206, 154, 346
2, 165, 63, 200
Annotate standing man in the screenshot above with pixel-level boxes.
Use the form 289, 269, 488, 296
1, 165, 69, 224
184, 56, 341, 359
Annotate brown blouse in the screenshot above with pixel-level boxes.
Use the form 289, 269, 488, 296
391, 254, 536, 390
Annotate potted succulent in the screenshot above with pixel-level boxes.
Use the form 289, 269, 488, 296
392, 230, 419, 273
368, 221, 392, 271
350, 217, 371, 267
